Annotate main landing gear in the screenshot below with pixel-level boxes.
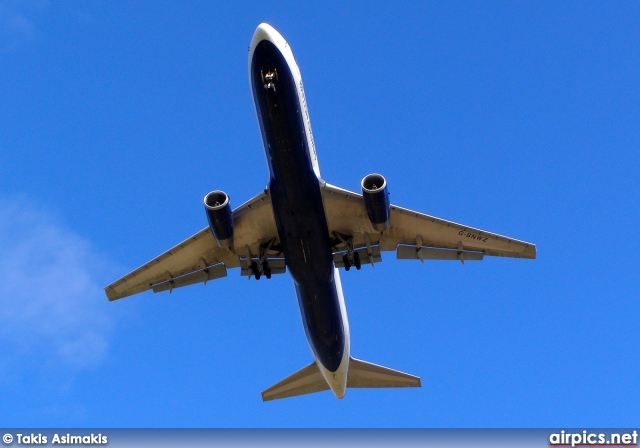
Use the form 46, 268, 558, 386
342, 251, 361, 271
250, 260, 271, 280
334, 232, 361, 271
249, 238, 275, 280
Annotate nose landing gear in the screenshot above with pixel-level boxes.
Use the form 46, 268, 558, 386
261, 69, 278, 92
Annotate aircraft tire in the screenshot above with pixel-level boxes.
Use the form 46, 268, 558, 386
343, 254, 351, 271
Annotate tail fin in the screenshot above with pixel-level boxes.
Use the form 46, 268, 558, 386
262, 357, 421, 401
261, 361, 329, 402
347, 357, 421, 388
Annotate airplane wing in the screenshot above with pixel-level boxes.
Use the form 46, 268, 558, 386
321, 182, 536, 263
105, 189, 280, 301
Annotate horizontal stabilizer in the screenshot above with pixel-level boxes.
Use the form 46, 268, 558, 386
261, 362, 329, 402
263, 357, 421, 401
347, 357, 421, 388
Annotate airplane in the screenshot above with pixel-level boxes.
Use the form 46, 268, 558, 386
104, 23, 536, 401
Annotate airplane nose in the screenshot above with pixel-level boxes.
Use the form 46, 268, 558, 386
250, 23, 283, 49
249, 23, 288, 74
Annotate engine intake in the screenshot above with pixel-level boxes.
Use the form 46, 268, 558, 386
361, 173, 390, 232
204, 190, 234, 247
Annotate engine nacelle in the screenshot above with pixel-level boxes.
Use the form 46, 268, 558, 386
204, 190, 234, 247
361, 173, 390, 232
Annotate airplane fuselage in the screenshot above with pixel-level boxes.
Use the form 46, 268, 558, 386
248, 24, 350, 397
104, 23, 534, 401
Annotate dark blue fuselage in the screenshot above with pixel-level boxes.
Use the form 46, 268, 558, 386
250, 40, 345, 372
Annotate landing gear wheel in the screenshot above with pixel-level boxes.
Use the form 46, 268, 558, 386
354, 252, 361, 270
251, 261, 261, 280
264, 261, 271, 279
343, 254, 351, 271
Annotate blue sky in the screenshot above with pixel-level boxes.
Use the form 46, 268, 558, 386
1, 1, 638, 427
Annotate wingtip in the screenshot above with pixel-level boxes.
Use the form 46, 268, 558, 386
525, 244, 537, 259
104, 287, 121, 302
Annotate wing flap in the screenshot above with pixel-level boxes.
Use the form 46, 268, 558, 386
333, 246, 382, 268
396, 245, 484, 262
151, 263, 227, 294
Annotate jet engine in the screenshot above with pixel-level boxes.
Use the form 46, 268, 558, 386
204, 190, 234, 247
361, 173, 390, 232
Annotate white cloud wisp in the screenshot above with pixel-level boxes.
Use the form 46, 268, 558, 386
0, 195, 112, 371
